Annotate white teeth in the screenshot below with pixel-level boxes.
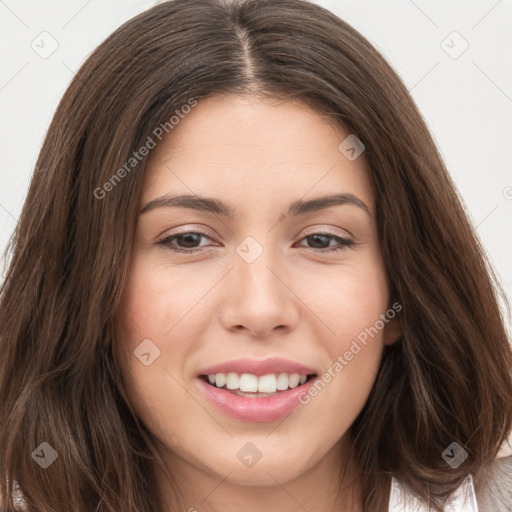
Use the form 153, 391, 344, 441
205, 371, 311, 392
288, 373, 300, 388
215, 373, 226, 388
276, 372, 289, 390
239, 373, 258, 392
226, 372, 239, 390
258, 374, 276, 393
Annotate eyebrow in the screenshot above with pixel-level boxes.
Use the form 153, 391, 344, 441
140, 192, 371, 217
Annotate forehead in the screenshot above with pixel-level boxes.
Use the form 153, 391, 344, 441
141, 94, 374, 214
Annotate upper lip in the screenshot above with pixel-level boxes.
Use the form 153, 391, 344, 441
198, 357, 318, 377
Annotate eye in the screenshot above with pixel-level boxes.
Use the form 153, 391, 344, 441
156, 230, 354, 253
156, 230, 213, 253
294, 232, 354, 253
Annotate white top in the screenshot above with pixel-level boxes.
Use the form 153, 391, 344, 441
389, 475, 479, 512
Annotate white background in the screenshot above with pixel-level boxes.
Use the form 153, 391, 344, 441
1, 0, 511, 304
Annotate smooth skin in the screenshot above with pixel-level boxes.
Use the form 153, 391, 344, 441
114, 94, 402, 512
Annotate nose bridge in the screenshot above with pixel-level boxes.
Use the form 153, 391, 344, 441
235, 235, 285, 305
220, 234, 298, 336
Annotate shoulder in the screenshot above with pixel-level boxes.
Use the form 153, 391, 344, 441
475, 453, 512, 512
389, 474, 478, 511
390, 437, 512, 511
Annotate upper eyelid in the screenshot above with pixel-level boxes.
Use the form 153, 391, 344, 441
156, 228, 352, 246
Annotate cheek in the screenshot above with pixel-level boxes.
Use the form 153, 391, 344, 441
116, 257, 154, 338
114, 255, 205, 402
307, 252, 389, 414
312, 252, 389, 346
113, 262, 194, 445
116, 255, 199, 341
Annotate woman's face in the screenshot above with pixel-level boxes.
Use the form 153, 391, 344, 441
115, 94, 400, 491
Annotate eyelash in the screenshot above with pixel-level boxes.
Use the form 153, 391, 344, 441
155, 230, 354, 254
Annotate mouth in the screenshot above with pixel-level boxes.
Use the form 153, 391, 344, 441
199, 372, 318, 397
196, 371, 319, 422
195, 358, 320, 422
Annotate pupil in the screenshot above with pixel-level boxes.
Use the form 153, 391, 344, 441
308, 234, 329, 248
178, 233, 200, 248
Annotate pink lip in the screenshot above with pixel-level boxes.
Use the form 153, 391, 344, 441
198, 357, 317, 377
196, 376, 318, 422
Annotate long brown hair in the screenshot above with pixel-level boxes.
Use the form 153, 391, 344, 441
1, 0, 511, 510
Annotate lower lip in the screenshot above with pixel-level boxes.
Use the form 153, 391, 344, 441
196, 377, 318, 422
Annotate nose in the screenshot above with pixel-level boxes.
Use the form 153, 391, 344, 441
219, 244, 300, 338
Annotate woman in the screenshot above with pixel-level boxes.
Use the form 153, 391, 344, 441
0, 0, 511, 510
